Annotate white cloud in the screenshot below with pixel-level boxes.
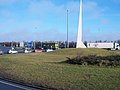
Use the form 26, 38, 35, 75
0, 28, 66, 42
0, 0, 118, 42
27, 0, 79, 41
37, 29, 66, 41
0, 29, 29, 42
83, 31, 120, 41
28, 1, 65, 17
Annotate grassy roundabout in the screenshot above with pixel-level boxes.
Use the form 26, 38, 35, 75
0, 48, 120, 90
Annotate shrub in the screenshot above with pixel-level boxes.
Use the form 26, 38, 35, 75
66, 55, 120, 67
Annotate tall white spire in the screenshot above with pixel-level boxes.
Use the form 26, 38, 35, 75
76, 0, 86, 48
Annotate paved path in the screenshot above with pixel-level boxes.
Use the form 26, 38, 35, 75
0, 80, 36, 90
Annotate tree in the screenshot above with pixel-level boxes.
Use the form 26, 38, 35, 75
117, 40, 120, 45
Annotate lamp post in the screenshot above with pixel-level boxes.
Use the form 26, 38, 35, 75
67, 9, 69, 48
33, 35, 35, 50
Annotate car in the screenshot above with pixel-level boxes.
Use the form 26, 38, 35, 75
0, 50, 3, 55
46, 49, 53, 52
24, 49, 33, 53
8, 49, 18, 54
35, 49, 43, 53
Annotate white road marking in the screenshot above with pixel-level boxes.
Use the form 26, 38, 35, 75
0, 80, 31, 90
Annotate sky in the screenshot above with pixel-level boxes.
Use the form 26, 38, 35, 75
0, 0, 120, 42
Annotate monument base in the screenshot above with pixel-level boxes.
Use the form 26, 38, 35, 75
76, 41, 86, 48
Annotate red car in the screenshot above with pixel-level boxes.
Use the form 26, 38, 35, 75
35, 49, 43, 53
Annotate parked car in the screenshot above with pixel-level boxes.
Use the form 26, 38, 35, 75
46, 49, 53, 52
35, 49, 43, 53
0, 50, 3, 55
8, 49, 18, 54
24, 49, 33, 53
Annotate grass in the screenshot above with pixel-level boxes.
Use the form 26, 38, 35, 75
0, 48, 120, 90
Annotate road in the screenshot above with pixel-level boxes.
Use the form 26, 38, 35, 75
0, 80, 37, 90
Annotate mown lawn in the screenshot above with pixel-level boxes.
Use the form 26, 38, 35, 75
0, 48, 120, 90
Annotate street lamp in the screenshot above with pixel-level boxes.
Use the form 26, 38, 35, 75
67, 9, 69, 48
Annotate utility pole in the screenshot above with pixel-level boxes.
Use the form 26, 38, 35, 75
34, 41, 36, 50
67, 9, 69, 48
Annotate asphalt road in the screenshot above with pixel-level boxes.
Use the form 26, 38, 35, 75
0, 80, 36, 90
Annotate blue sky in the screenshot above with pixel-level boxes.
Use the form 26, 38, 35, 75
0, 0, 120, 42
